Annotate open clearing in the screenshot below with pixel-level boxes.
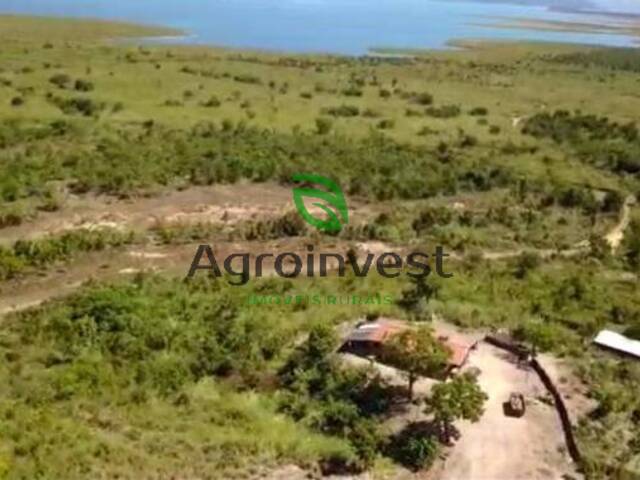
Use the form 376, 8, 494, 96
437, 342, 578, 480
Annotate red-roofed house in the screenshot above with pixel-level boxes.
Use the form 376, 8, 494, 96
342, 318, 475, 374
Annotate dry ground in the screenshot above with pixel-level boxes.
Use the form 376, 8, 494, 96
337, 320, 585, 480
434, 342, 580, 480
0, 182, 293, 245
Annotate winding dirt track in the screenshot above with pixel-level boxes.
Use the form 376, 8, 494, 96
605, 195, 636, 251
0, 190, 636, 319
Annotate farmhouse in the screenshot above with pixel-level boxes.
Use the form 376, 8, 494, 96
342, 318, 475, 373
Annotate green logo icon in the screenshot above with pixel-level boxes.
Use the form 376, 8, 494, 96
292, 173, 348, 233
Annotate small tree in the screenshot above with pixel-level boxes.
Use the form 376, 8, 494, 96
513, 251, 540, 279
382, 326, 450, 401
398, 275, 439, 319
425, 372, 488, 444
279, 322, 338, 392
623, 219, 640, 273
387, 423, 440, 471
315, 117, 333, 135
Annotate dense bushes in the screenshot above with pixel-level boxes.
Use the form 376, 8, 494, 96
425, 105, 461, 119
47, 95, 105, 116
469, 107, 488, 116
0, 228, 135, 280
411, 92, 434, 106
523, 110, 638, 144
624, 219, 640, 272
233, 74, 262, 84
0, 119, 516, 202
74, 79, 94, 92
549, 47, 640, 73
49, 73, 71, 88
278, 324, 391, 471
387, 425, 440, 471
322, 105, 360, 117
315, 117, 333, 135
0, 275, 356, 477
522, 110, 640, 175
16, 275, 296, 392
201, 95, 221, 107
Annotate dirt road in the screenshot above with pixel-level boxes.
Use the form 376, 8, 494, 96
438, 342, 579, 480
605, 195, 636, 251
1, 188, 634, 321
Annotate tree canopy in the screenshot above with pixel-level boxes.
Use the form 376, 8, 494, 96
382, 326, 450, 400
425, 372, 488, 443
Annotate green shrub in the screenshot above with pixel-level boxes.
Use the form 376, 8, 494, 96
164, 99, 183, 107
74, 79, 94, 92
512, 320, 574, 352
315, 117, 333, 135
377, 119, 395, 130
233, 74, 261, 85
242, 211, 307, 240
322, 105, 360, 117
49, 73, 71, 88
458, 134, 478, 148
0, 228, 135, 280
624, 324, 640, 341
341, 86, 363, 97
469, 106, 488, 116
425, 104, 461, 119
387, 425, 440, 471
49, 96, 105, 116
362, 108, 380, 118
412, 92, 434, 106
417, 126, 438, 136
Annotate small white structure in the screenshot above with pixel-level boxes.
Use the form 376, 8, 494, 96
594, 330, 640, 360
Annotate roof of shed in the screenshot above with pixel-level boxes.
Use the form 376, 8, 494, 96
594, 330, 640, 359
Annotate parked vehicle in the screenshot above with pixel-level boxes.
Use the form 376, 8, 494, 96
504, 392, 526, 418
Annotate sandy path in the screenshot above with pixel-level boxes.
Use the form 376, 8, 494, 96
0, 245, 192, 317
605, 195, 636, 251
0, 238, 366, 319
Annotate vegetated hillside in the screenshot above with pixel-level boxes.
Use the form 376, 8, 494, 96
1, 15, 640, 480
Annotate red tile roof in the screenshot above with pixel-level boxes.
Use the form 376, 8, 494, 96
346, 319, 408, 343
346, 319, 474, 368
446, 341, 472, 367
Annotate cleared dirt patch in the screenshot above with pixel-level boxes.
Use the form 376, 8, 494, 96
433, 341, 580, 480
0, 182, 293, 245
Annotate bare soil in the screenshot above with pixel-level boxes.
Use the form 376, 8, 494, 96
0, 182, 293, 245
433, 341, 581, 480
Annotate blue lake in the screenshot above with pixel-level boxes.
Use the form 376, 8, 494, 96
0, 0, 637, 54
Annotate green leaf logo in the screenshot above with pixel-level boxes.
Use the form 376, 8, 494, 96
292, 173, 348, 233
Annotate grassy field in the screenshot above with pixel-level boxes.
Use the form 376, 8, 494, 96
1, 14, 640, 480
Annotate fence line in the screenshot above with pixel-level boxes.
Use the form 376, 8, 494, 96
484, 335, 582, 465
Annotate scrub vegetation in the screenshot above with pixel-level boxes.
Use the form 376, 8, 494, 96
1, 14, 640, 479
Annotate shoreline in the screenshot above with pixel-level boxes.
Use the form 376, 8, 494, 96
471, 15, 640, 38
0, 11, 637, 57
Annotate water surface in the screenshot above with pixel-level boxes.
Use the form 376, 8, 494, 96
0, 0, 637, 54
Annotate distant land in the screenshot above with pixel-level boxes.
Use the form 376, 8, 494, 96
462, 0, 595, 9
466, 0, 640, 15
